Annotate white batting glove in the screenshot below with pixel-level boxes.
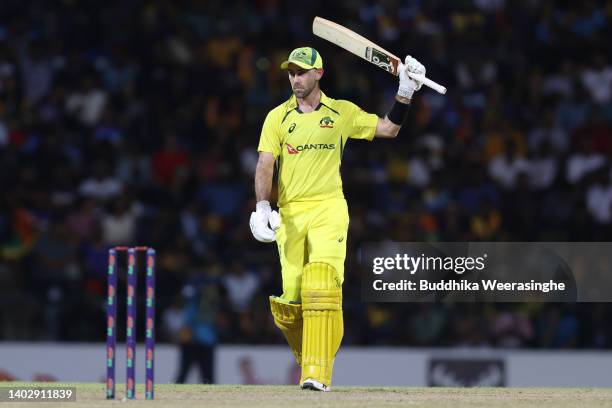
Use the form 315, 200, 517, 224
397, 55, 426, 99
249, 200, 281, 243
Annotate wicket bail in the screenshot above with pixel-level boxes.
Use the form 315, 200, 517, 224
106, 246, 156, 400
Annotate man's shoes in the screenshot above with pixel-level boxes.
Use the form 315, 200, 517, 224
301, 378, 330, 392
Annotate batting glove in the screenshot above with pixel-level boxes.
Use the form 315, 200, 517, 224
249, 200, 281, 243
397, 55, 426, 99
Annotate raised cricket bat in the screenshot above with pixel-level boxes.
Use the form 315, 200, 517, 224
312, 17, 447, 95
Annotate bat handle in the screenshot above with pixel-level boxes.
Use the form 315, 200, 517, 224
407, 72, 447, 95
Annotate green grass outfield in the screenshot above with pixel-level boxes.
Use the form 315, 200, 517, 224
1, 382, 611, 407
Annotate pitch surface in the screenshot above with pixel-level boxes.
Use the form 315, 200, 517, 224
2, 382, 611, 407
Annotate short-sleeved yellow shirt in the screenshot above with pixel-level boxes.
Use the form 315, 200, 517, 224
258, 91, 378, 207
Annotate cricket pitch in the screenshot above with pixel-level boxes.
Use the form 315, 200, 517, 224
2, 382, 611, 407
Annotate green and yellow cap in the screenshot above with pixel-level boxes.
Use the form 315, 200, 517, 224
280, 47, 323, 70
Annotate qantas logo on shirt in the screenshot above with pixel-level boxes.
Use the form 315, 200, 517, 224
285, 143, 336, 154
286, 143, 299, 154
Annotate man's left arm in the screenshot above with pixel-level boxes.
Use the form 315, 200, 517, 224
375, 56, 426, 139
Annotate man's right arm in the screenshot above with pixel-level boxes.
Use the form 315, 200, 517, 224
250, 151, 280, 243
250, 109, 281, 243
255, 151, 275, 202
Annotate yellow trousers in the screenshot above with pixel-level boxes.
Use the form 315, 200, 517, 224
275, 198, 349, 302
272, 198, 348, 387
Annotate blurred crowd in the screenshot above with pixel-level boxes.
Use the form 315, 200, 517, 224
1, 0, 612, 350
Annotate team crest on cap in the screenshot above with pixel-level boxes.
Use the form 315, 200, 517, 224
281, 47, 322, 70
291, 49, 309, 60
319, 116, 334, 128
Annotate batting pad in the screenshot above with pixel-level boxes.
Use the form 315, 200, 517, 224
300, 262, 343, 386
270, 296, 303, 366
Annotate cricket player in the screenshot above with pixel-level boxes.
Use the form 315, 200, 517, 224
250, 47, 425, 391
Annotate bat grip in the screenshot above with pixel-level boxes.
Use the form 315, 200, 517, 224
407, 72, 447, 95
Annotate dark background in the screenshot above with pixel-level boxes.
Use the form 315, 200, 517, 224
0, 0, 611, 351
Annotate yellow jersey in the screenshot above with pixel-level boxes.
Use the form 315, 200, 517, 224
258, 91, 378, 207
